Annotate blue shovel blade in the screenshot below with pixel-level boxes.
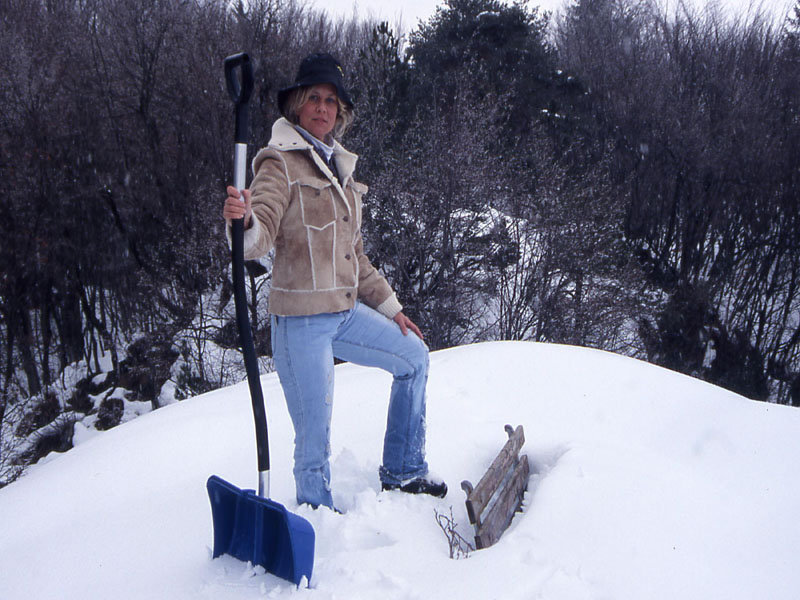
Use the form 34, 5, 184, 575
207, 475, 315, 586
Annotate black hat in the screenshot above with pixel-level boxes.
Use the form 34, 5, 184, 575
277, 53, 353, 117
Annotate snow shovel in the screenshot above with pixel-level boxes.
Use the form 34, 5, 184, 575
207, 52, 314, 587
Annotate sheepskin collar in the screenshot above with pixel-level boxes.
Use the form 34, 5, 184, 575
267, 117, 358, 184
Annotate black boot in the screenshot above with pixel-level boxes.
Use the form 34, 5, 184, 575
382, 478, 448, 498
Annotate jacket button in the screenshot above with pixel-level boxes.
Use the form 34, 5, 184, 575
345, 254, 351, 260
346, 292, 352, 298
343, 215, 349, 222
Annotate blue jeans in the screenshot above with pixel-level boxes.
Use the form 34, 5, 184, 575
271, 302, 429, 508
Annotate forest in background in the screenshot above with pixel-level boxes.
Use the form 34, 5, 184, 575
2, 0, 800, 485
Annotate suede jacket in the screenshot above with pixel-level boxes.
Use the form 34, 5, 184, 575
231, 118, 402, 318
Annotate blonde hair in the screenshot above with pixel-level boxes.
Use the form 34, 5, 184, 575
283, 86, 354, 139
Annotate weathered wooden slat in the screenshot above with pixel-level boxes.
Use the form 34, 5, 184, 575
462, 425, 525, 525
474, 454, 529, 549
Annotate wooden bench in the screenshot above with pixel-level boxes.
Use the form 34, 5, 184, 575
460, 424, 529, 550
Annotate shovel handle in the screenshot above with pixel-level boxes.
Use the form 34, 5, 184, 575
224, 52, 271, 495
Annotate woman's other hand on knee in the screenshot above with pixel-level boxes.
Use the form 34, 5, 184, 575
393, 311, 423, 340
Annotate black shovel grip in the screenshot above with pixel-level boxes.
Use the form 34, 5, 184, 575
225, 53, 254, 144
224, 52, 270, 476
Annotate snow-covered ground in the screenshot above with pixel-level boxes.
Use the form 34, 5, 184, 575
1, 341, 798, 599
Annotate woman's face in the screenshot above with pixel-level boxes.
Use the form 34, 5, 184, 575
297, 83, 338, 141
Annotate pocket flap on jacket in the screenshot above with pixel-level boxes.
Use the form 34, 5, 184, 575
297, 176, 333, 192
297, 177, 336, 230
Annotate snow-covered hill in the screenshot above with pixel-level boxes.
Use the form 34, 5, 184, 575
1, 341, 798, 599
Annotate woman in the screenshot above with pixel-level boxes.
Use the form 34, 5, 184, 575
222, 53, 446, 510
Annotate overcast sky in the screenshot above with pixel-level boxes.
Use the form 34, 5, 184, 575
307, 0, 795, 33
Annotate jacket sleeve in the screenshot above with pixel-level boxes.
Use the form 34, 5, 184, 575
354, 229, 403, 318
225, 148, 291, 260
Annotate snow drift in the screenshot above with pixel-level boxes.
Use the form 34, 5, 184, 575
1, 341, 798, 599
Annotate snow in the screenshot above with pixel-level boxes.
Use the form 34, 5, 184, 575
1, 341, 799, 599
